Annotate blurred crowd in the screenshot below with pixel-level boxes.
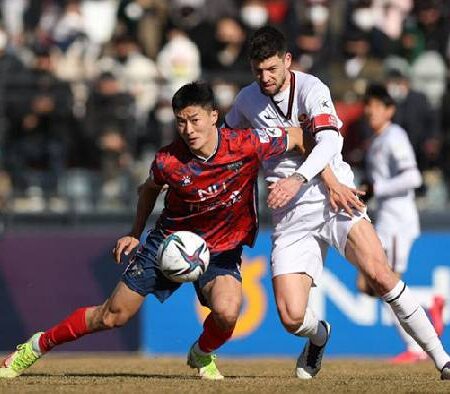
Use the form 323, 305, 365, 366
0, 0, 449, 217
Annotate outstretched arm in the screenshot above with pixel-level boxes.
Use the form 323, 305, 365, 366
268, 127, 365, 212
113, 178, 163, 263
302, 131, 365, 214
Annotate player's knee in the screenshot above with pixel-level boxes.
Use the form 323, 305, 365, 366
101, 308, 131, 329
364, 255, 397, 296
212, 301, 241, 331
278, 308, 305, 333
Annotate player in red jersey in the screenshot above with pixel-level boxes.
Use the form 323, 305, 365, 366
0, 81, 328, 380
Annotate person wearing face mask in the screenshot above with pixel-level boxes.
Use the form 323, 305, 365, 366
328, 29, 383, 103
240, 0, 269, 31
209, 17, 249, 75
384, 60, 440, 176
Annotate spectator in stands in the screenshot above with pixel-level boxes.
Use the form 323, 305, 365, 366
384, 57, 441, 174
207, 16, 249, 77
400, 0, 450, 62
328, 29, 382, 103
117, 0, 169, 60
98, 34, 159, 136
84, 71, 136, 209
156, 28, 200, 96
4, 46, 73, 202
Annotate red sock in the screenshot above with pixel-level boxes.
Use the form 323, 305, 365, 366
198, 313, 234, 353
38, 307, 91, 353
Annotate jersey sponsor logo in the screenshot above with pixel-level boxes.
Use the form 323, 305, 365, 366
227, 161, 243, 172
198, 182, 227, 201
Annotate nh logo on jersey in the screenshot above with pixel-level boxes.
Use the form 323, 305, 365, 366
180, 175, 192, 186
198, 182, 226, 201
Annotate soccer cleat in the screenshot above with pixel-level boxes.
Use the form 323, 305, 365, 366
429, 295, 445, 337
441, 361, 450, 380
296, 321, 331, 379
0, 333, 43, 378
389, 350, 427, 364
187, 342, 224, 380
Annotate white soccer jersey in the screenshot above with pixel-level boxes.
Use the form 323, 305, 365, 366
366, 123, 420, 239
225, 70, 355, 209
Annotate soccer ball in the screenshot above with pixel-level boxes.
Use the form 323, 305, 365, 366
157, 231, 210, 283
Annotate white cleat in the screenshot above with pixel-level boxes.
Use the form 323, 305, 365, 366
441, 361, 450, 380
296, 321, 331, 379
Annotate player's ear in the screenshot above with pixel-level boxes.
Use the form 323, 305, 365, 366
284, 52, 292, 69
211, 109, 219, 126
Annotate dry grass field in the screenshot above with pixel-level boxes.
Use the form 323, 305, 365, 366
0, 354, 449, 393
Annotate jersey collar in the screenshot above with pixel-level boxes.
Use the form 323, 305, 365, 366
270, 71, 296, 121
191, 128, 220, 162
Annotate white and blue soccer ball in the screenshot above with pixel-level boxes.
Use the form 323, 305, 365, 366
157, 231, 210, 283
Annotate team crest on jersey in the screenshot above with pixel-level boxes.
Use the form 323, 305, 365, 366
227, 161, 243, 172
180, 175, 192, 186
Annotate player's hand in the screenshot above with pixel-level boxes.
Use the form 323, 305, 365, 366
358, 181, 374, 204
113, 236, 140, 264
327, 182, 366, 216
267, 175, 303, 209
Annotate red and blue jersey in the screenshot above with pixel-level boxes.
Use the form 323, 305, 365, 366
150, 127, 288, 253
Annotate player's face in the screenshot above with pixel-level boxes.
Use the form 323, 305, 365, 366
365, 98, 395, 134
175, 105, 219, 157
251, 53, 291, 96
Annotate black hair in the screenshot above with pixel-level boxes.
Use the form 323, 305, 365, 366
364, 84, 395, 107
172, 81, 217, 113
249, 26, 287, 62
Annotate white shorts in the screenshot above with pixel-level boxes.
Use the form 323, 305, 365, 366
376, 231, 417, 274
270, 202, 369, 285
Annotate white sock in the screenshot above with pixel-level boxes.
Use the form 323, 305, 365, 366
31, 334, 43, 356
294, 307, 328, 346
383, 281, 450, 370
386, 306, 422, 352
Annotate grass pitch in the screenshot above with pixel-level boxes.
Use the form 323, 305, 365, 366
0, 354, 448, 393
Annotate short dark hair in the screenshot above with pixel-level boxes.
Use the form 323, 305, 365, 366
172, 81, 217, 113
249, 26, 287, 62
364, 84, 395, 107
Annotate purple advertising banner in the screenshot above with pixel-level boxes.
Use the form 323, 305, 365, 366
0, 231, 139, 351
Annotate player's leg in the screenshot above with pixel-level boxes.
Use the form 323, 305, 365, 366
272, 272, 331, 380
384, 235, 427, 363
188, 248, 243, 380
0, 282, 144, 378
345, 218, 450, 378
271, 229, 331, 380
0, 229, 178, 379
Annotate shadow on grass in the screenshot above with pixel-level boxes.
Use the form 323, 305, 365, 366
23, 373, 282, 379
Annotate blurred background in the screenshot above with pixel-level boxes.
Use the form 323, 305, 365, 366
0, 0, 449, 356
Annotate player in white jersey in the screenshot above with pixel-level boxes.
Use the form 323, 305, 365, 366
358, 84, 426, 363
225, 26, 450, 380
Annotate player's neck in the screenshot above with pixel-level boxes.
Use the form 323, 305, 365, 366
191, 128, 219, 161
278, 70, 291, 94
374, 121, 391, 135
